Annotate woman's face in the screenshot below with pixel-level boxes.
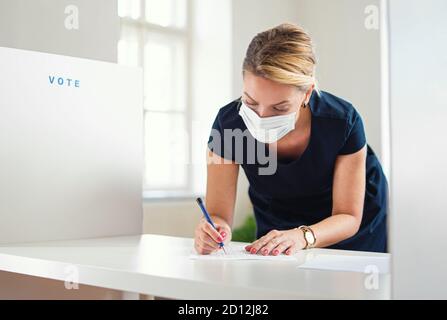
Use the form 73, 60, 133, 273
242, 71, 311, 119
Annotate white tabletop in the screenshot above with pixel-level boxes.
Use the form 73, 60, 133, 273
0, 234, 391, 299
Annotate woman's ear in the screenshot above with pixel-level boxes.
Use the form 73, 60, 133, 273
305, 84, 315, 104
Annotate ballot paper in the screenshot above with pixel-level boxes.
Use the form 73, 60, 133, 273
297, 253, 390, 274
189, 243, 298, 261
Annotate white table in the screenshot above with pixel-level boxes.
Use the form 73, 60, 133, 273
0, 234, 390, 299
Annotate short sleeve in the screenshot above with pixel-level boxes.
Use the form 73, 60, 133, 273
338, 109, 367, 155
207, 112, 235, 161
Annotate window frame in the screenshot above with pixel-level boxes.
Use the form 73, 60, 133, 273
118, 0, 195, 198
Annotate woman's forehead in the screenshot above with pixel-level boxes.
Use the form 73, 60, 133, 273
243, 74, 302, 104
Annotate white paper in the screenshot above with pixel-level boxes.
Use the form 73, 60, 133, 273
297, 253, 390, 274
189, 243, 298, 261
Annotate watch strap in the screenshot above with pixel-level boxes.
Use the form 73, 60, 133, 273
298, 225, 316, 249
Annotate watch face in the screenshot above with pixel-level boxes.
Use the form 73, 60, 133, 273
305, 231, 315, 244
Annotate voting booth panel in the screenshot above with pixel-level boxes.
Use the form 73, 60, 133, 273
0, 47, 143, 244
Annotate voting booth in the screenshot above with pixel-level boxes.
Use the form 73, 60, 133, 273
0, 47, 143, 244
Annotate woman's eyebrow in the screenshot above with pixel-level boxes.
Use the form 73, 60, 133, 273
244, 92, 289, 107
243, 92, 258, 103
271, 100, 289, 107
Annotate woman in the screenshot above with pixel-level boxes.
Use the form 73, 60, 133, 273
194, 23, 388, 255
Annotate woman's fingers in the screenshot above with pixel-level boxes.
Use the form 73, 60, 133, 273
194, 220, 224, 255
202, 220, 224, 244
250, 235, 271, 254
246, 236, 266, 254
248, 230, 280, 254
200, 233, 220, 250
245, 229, 300, 256
259, 235, 286, 255
216, 225, 230, 244
195, 231, 220, 254
195, 241, 216, 255
272, 240, 294, 255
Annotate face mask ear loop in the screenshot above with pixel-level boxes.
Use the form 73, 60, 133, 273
237, 97, 243, 112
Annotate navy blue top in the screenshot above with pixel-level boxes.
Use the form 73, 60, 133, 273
208, 90, 388, 253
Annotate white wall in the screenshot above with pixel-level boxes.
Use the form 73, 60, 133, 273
0, 0, 118, 62
389, 0, 447, 299
297, 0, 383, 161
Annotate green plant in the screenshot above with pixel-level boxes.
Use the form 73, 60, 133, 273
231, 214, 256, 243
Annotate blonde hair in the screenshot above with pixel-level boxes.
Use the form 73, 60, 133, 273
243, 23, 318, 93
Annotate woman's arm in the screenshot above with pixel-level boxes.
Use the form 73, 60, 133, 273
246, 145, 367, 255
309, 144, 366, 247
205, 149, 239, 229
193, 150, 239, 254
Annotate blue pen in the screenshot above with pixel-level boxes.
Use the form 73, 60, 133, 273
196, 197, 227, 254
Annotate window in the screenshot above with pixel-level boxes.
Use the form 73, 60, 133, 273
118, 0, 191, 196
118, 0, 232, 199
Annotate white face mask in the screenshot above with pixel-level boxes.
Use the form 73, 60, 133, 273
239, 101, 297, 143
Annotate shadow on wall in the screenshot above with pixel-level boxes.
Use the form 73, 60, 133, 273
0, 271, 123, 300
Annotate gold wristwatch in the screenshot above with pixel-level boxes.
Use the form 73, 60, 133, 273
298, 225, 316, 249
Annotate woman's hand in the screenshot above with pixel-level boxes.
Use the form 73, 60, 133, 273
245, 228, 306, 256
194, 217, 232, 255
